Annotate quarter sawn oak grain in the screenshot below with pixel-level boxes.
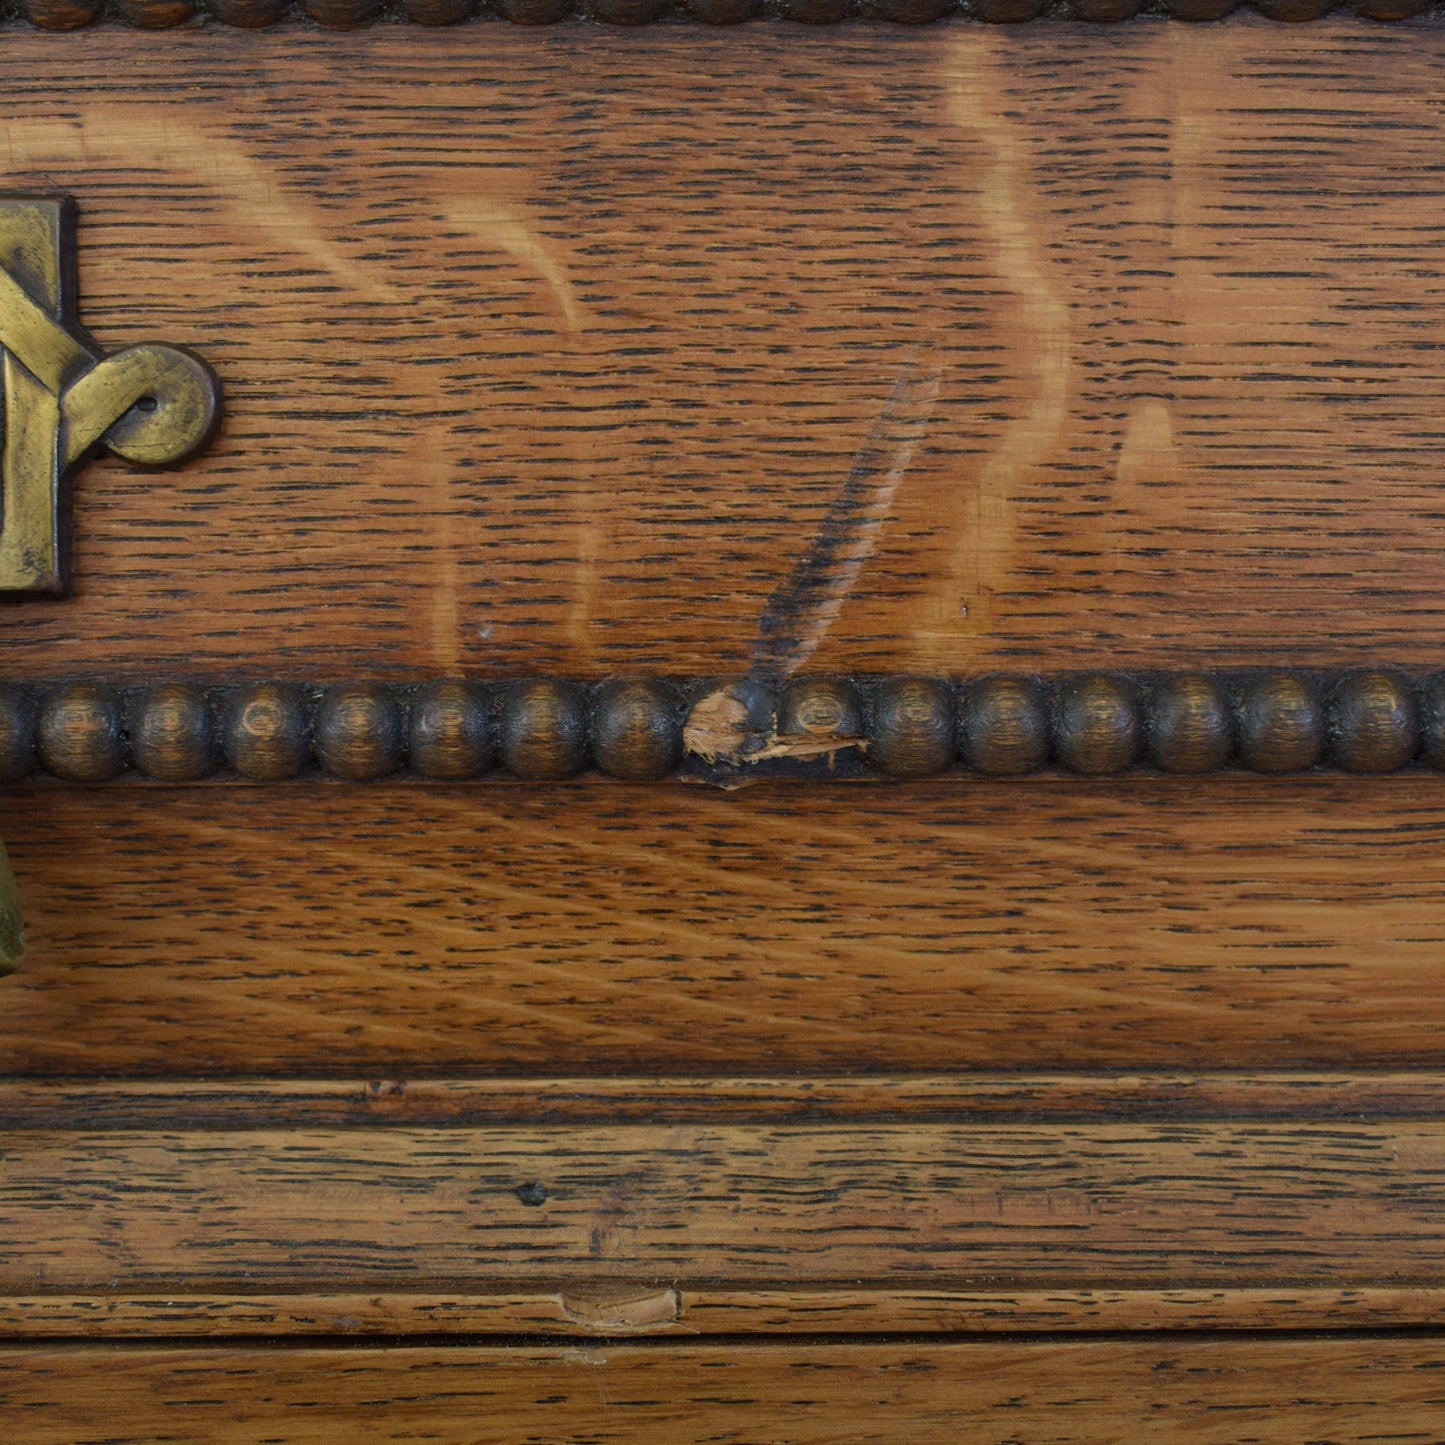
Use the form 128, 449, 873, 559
7, 1285, 1445, 1339
2, 18, 1445, 1435
4, 1121, 1445, 1291
3, 1338, 1445, 1444
0, 23, 1442, 678
6, 781, 1445, 1075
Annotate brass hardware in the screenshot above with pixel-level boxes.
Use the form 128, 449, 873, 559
0, 194, 221, 596
0, 834, 21, 974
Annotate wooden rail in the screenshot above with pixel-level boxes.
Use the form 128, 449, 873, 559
0, 669, 1435, 782
7, 2, 1433, 30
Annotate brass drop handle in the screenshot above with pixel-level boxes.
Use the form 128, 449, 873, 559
0, 835, 23, 974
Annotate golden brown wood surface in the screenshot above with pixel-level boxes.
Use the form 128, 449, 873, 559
6, 781, 1445, 1075
5, 15, 1445, 1432
0, 21, 1441, 675
4, 1338, 1445, 1444
9, 1284, 1445, 1339
6, 1119, 1445, 1293
7, 1071, 1445, 1128
4, 1072, 1444, 1337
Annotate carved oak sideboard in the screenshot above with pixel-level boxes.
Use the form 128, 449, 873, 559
2, 9, 1445, 1442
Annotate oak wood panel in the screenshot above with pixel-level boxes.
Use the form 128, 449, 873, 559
5, 1120, 1445, 1292
0, 21, 1444, 675
5, 781, 1445, 1075
4, 1338, 1445, 1443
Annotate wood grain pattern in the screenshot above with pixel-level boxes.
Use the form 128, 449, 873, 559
6, 1076, 1445, 1337
8, 1071, 1445, 1128
0, 22, 1442, 679
3, 1338, 1445, 1443
5, 1121, 1445, 1292
8, 1284, 1445, 1338
4, 16, 1445, 1408
6, 781, 1445, 1075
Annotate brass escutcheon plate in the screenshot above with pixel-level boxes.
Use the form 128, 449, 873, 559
0, 194, 221, 596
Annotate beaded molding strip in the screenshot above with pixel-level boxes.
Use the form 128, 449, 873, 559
0, 670, 1435, 785
7, 1, 1432, 27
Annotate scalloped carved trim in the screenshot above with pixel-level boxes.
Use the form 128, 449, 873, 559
8, 3, 1434, 28
0, 669, 1437, 784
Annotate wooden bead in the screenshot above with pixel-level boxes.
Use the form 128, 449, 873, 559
498, 679, 588, 780
203, 0, 288, 22
302, 0, 382, 24
110, 0, 195, 24
410, 681, 493, 781
1251, 0, 1335, 15
1053, 675, 1139, 776
959, 676, 1048, 776
870, 0, 952, 17
490, 0, 569, 18
1068, 0, 1142, 17
1353, 0, 1427, 15
37, 683, 127, 783
967, 0, 1048, 18
223, 682, 310, 782
684, 0, 756, 18
1420, 674, 1445, 771
592, 679, 683, 781
129, 683, 218, 783
1328, 671, 1418, 774
777, 0, 849, 17
775, 677, 864, 754
401, 0, 472, 18
1163, 0, 1238, 13
315, 682, 403, 781
17, 0, 102, 26
682, 677, 773, 768
0, 685, 36, 784
1236, 672, 1324, 774
1146, 674, 1232, 775
867, 677, 954, 780
592, 0, 664, 22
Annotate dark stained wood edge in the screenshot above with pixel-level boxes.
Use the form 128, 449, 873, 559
5, 1284, 1445, 1338
8, 4, 1439, 31
4, 1072, 1445, 1127
0, 668, 1435, 783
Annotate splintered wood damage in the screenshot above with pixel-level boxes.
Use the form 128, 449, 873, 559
558, 1287, 683, 1333
681, 682, 758, 766
680, 677, 868, 784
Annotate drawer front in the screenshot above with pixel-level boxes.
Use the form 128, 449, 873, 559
2, 13, 1445, 1441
